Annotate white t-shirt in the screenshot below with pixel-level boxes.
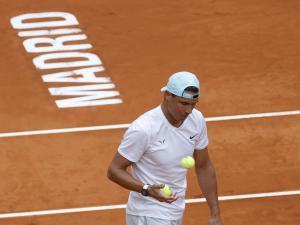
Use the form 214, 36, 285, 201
118, 105, 208, 220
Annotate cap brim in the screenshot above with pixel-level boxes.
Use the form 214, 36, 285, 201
160, 86, 167, 92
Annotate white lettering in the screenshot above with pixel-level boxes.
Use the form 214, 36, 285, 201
49, 84, 122, 108
18, 28, 82, 37
33, 52, 101, 69
10, 12, 79, 29
42, 66, 110, 83
11, 11, 122, 108
23, 35, 92, 53
50, 83, 116, 95
56, 98, 123, 108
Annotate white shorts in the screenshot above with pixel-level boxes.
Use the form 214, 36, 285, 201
126, 214, 182, 225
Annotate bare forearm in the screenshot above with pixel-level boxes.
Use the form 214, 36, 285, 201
107, 166, 143, 193
196, 161, 220, 216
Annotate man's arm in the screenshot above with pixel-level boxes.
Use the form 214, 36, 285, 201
107, 152, 144, 192
107, 152, 178, 203
194, 148, 223, 225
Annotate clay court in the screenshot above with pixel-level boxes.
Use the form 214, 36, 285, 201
1, 0, 300, 224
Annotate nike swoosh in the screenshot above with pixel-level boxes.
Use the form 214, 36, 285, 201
189, 134, 197, 139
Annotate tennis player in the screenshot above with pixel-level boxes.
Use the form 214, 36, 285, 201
108, 71, 223, 225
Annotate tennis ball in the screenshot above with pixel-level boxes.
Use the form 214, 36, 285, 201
181, 156, 195, 169
160, 184, 173, 196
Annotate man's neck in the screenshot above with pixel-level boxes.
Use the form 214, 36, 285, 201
161, 103, 182, 128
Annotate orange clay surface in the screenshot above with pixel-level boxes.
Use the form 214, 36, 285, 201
0, 0, 300, 225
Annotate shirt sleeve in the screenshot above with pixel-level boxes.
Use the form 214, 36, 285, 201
118, 123, 149, 162
195, 113, 209, 150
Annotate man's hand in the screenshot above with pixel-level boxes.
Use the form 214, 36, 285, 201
208, 215, 223, 225
148, 184, 178, 203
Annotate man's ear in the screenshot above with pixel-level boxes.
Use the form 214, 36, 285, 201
164, 91, 172, 100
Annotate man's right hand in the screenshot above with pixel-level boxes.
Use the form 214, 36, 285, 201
148, 184, 178, 203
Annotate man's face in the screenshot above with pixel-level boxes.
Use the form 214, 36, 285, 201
166, 93, 198, 123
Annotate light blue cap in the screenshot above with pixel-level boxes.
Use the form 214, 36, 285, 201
161, 71, 200, 99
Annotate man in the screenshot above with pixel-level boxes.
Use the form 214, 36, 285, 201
107, 71, 223, 225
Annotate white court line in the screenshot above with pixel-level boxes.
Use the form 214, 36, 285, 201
0, 110, 299, 138
0, 190, 299, 218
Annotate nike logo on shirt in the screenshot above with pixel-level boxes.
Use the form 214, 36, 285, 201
189, 134, 197, 139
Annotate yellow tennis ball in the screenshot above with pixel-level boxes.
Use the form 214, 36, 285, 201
181, 156, 195, 169
160, 184, 173, 196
